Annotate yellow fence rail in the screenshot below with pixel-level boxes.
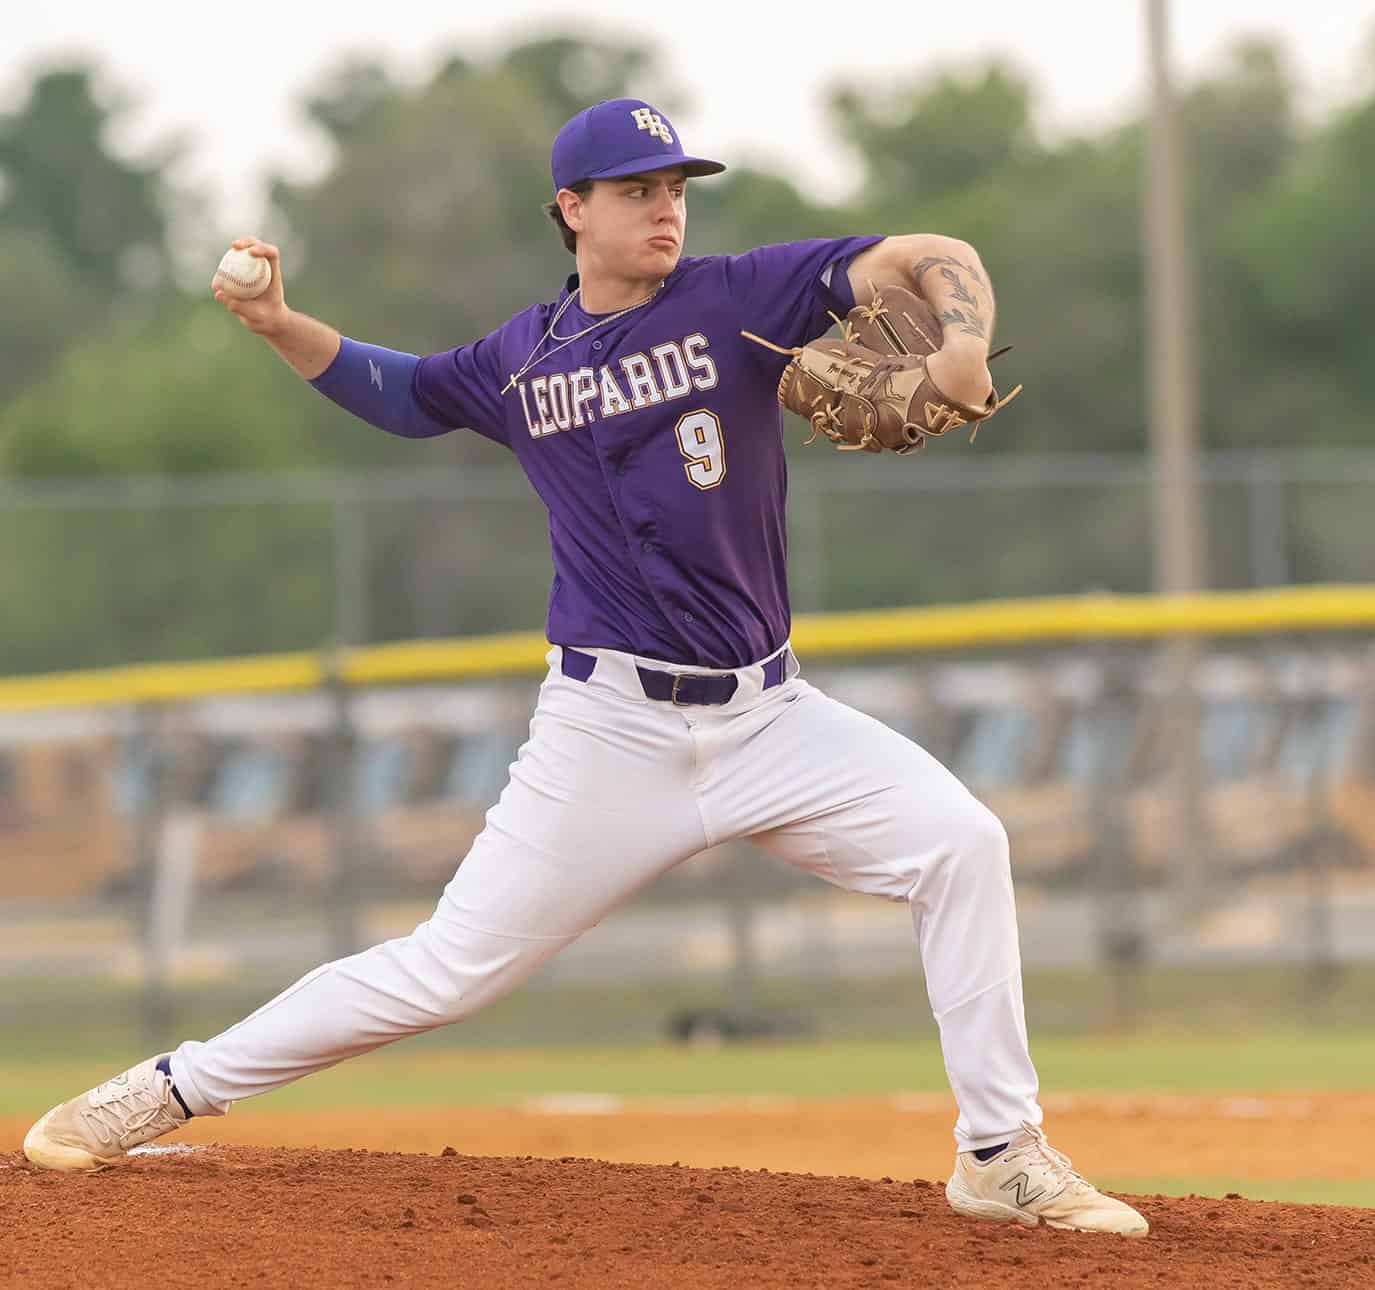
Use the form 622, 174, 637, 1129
3, 584, 1374, 713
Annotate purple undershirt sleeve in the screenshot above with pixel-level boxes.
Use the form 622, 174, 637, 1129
308, 337, 454, 439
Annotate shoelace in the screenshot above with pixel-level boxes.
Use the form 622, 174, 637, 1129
78, 1080, 179, 1148
1006, 1122, 1090, 1192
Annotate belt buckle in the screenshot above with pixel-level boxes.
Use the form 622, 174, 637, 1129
671, 673, 688, 706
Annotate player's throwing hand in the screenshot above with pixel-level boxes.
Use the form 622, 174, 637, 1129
211, 237, 288, 336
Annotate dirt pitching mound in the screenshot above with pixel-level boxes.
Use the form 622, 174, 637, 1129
3, 1145, 1371, 1288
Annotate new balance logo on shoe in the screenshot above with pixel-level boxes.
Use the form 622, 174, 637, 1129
999, 1171, 1048, 1209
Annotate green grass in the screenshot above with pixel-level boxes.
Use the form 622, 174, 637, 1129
6, 1029, 1375, 1117
257, 1029, 1375, 1107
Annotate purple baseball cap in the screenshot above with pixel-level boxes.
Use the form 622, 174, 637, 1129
551, 98, 726, 192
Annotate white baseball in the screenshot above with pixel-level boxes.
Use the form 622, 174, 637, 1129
212, 247, 272, 300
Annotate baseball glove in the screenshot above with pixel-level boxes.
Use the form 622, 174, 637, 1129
742, 283, 1021, 455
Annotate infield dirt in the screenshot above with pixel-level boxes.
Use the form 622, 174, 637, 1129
4, 1143, 1373, 1289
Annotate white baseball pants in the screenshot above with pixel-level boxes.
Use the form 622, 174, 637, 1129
171, 644, 1042, 1150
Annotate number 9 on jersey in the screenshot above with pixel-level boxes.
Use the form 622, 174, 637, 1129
676, 410, 726, 490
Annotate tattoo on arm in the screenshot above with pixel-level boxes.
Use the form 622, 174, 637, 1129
936, 307, 987, 340
912, 254, 994, 341
939, 266, 977, 308
913, 254, 989, 291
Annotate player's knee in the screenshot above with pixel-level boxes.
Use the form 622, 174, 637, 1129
409, 912, 558, 1025
889, 796, 1010, 899
950, 798, 1010, 873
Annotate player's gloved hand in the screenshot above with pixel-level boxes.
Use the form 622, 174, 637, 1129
212, 236, 289, 337
743, 282, 1021, 455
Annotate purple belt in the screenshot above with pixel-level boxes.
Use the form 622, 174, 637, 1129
560, 647, 790, 706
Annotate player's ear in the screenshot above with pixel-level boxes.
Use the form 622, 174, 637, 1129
556, 186, 588, 233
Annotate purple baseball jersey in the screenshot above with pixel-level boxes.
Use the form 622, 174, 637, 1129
414, 235, 883, 668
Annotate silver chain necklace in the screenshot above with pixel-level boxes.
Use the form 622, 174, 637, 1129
502, 283, 662, 394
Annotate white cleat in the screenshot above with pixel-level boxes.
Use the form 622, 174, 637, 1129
23, 1055, 190, 1173
946, 1122, 1149, 1238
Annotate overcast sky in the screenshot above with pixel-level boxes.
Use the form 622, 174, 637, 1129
3, 0, 1372, 231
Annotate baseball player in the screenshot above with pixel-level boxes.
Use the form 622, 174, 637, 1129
25, 99, 1146, 1238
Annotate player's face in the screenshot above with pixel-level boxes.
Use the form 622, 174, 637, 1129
579, 169, 687, 282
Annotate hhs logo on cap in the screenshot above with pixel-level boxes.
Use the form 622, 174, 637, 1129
632, 107, 673, 145
549, 98, 726, 192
